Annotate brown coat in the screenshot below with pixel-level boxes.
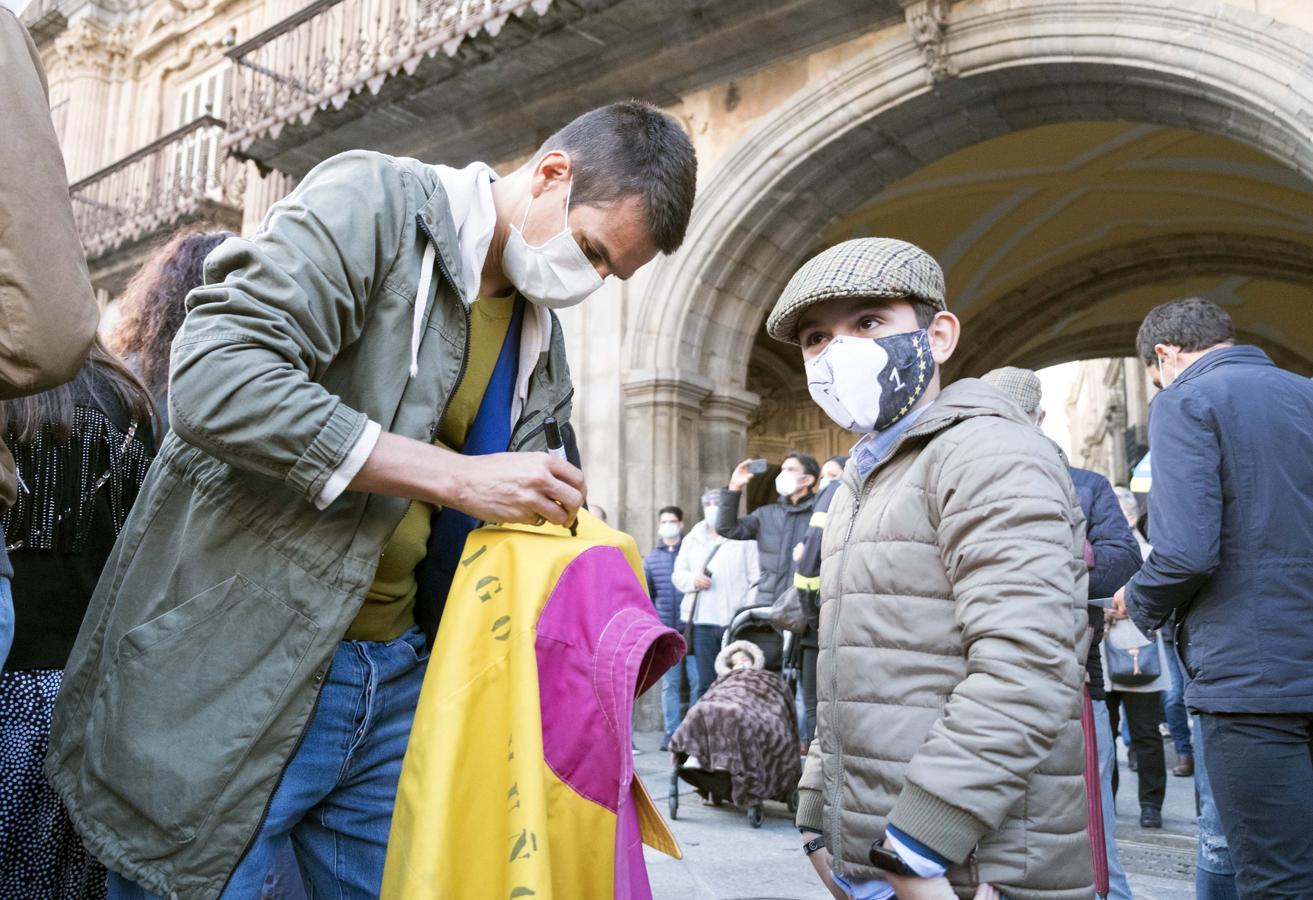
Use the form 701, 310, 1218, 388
796, 379, 1093, 899
0, 10, 100, 508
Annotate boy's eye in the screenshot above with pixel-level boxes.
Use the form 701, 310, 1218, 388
803, 332, 827, 347
858, 315, 882, 331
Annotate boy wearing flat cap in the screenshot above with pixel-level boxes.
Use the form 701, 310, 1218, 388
779, 239, 1093, 900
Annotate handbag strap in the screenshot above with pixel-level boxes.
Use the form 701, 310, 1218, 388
687, 540, 726, 624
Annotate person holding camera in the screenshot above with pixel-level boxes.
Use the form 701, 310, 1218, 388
672, 490, 760, 704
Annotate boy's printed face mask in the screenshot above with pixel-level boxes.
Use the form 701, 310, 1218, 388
805, 330, 934, 434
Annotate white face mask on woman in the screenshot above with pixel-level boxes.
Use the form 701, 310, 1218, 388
502, 178, 604, 310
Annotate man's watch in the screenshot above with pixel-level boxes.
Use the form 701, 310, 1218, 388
868, 838, 920, 876
803, 835, 827, 857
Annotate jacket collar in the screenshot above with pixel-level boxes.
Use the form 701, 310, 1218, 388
1172, 344, 1273, 388
416, 173, 467, 296
841, 378, 1032, 493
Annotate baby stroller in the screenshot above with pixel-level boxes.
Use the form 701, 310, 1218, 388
668, 605, 801, 827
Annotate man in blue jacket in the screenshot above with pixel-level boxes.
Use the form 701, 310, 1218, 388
644, 504, 697, 749
1114, 297, 1313, 898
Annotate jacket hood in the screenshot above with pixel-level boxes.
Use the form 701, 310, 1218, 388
715, 639, 766, 676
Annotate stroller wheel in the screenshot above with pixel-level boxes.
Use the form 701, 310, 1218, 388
748, 803, 764, 828
788, 789, 799, 813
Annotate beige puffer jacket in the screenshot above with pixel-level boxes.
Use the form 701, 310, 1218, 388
796, 380, 1093, 899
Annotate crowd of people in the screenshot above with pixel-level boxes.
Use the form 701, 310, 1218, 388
4, 1, 1313, 897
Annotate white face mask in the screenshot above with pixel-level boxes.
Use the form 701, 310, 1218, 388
502, 179, 604, 310
805, 330, 934, 434
818, 476, 834, 492
1156, 354, 1180, 388
657, 522, 682, 540
775, 471, 800, 497
703, 506, 718, 523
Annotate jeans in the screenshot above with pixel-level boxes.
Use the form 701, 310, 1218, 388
110, 627, 429, 900
0, 575, 11, 669
1162, 640, 1193, 757
798, 644, 818, 742
1194, 714, 1238, 900
1199, 711, 1313, 899
660, 650, 699, 741
1107, 689, 1166, 811
1092, 699, 1134, 900
690, 624, 725, 705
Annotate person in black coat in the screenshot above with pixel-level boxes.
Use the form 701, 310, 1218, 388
1114, 297, 1313, 898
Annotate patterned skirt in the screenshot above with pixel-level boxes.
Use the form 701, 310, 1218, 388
0, 669, 107, 900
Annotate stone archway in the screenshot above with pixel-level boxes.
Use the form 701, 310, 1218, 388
621, 0, 1313, 526
953, 232, 1313, 375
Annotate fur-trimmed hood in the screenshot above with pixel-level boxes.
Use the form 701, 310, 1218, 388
714, 639, 765, 677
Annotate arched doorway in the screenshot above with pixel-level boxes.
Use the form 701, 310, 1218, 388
622, 0, 1313, 527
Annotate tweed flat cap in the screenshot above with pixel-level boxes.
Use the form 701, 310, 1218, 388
766, 238, 946, 344
981, 366, 1043, 414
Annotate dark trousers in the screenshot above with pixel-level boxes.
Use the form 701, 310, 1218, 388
799, 644, 818, 742
1107, 689, 1166, 812
1199, 712, 1313, 899
690, 624, 725, 705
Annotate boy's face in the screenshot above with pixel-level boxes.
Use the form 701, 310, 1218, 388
796, 297, 959, 366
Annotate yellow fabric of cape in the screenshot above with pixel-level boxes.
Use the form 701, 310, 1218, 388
381, 511, 680, 900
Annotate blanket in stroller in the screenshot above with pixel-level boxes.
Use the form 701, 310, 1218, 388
670, 641, 801, 807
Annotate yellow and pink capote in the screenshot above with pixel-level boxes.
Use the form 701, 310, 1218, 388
382, 511, 685, 899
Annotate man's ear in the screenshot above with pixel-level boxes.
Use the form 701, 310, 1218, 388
928, 311, 960, 365
530, 150, 573, 198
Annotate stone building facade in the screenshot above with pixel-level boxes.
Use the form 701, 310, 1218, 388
1064, 358, 1154, 486
29, 0, 1313, 547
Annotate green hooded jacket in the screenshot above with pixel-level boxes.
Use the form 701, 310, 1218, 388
45, 150, 575, 899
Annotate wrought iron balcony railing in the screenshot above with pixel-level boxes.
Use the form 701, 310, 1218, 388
70, 116, 246, 260
223, 0, 551, 152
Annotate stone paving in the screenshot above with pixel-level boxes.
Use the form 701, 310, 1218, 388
635, 729, 1199, 899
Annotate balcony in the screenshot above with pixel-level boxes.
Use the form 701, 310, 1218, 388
225, 0, 895, 177
71, 116, 246, 293
23, 0, 67, 46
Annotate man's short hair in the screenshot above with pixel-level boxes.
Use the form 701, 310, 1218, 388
826, 454, 849, 467
1135, 297, 1236, 365
784, 451, 821, 482
538, 100, 697, 254
658, 505, 684, 521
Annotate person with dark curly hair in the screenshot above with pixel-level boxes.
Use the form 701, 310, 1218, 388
111, 229, 233, 434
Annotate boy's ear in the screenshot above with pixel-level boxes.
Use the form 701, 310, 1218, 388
928, 311, 960, 365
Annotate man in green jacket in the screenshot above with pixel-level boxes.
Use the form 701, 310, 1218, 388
772, 239, 1092, 900
46, 101, 697, 899
2, 0, 102, 666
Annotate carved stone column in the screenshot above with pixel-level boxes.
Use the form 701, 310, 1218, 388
50, 20, 131, 182
700, 388, 761, 492
620, 369, 714, 552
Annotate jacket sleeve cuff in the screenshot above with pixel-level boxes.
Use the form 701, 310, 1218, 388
885, 825, 949, 876
313, 419, 381, 510
287, 402, 369, 506
888, 782, 989, 865
795, 788, 824, 833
